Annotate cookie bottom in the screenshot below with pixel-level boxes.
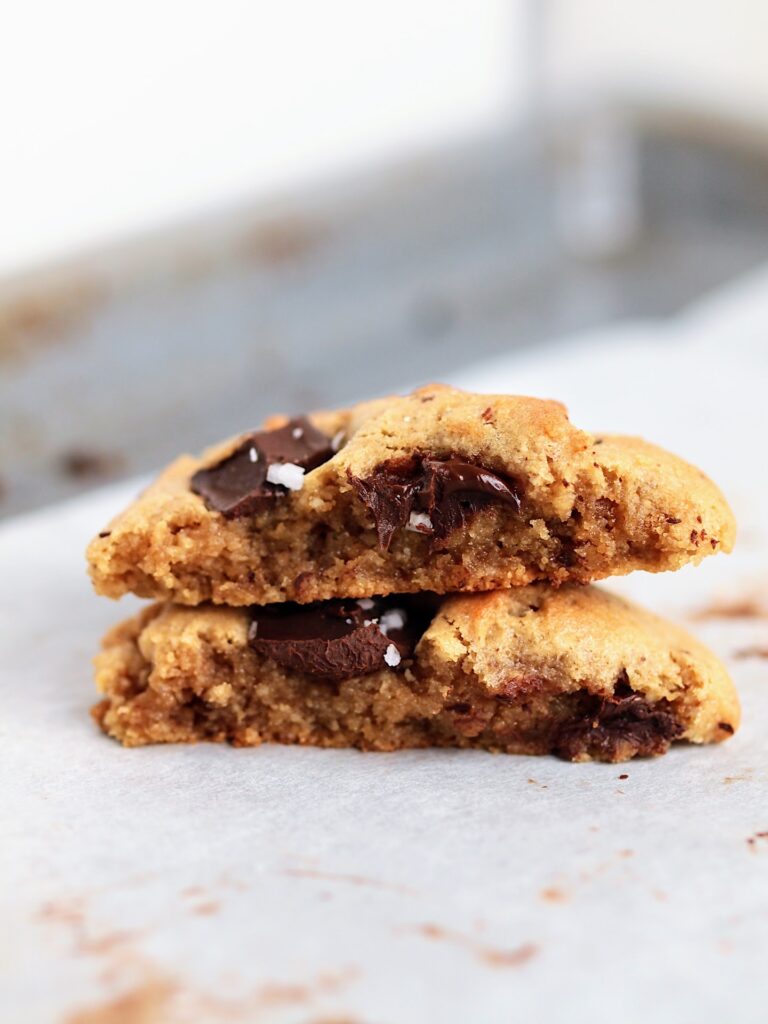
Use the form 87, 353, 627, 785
93, 590, 738, 763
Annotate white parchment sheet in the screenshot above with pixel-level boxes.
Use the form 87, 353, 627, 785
3, 270, 768, 1023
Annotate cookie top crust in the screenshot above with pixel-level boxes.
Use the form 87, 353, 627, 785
87, 385, 736, 605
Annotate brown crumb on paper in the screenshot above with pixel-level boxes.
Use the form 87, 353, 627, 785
66, 978, 178, 1024
691, 597, 768, 621
407, 923, 538, 969
540, 887, 568, 904
190, 901, 219, 917
733, 647, 768, 660
41, 891, 358, 1023
747, 832, 768, 851
282, 867, 413, 895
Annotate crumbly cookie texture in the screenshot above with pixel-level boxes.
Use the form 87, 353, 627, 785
93, 585, 739, 762
87, 385, 736, 606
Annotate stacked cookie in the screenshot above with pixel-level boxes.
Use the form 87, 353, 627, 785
87, 385, 739, 761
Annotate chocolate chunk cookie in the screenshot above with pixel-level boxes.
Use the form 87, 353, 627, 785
87, 385, 736, 606
93, 585, 739, 762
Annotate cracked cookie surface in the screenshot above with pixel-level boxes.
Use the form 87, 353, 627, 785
93, 584, 739, 762
87, 385, 736, 606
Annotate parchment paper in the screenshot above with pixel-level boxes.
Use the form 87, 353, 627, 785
3, 270, 768, 1024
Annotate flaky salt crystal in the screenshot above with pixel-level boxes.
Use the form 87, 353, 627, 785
383, 644, 401, 667
406, 511, 433, 533
379, 609, 406, 635
266, 462, 305, 491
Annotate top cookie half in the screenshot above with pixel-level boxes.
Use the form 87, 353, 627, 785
87, 385, 735, 605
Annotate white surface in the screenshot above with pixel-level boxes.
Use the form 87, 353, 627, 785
3, 273, 768, 1022
0, 0, 519, 276
548, 0, 768, 121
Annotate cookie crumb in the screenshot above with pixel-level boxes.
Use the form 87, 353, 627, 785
733, 647, 768, 660
691, 597, 768, 621
191, 900, 219, 916
540, 887, 568, 903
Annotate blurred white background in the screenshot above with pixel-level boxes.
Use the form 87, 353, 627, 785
3, 1, 768, 276
0, 0, 520, 275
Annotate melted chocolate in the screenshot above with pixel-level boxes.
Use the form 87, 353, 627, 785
248, 594, 438, 681
191, 417, 334, 517
553, 682, 682, 761
351, 455, 522, 549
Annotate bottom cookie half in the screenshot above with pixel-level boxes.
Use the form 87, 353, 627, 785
93, 585, 739, 762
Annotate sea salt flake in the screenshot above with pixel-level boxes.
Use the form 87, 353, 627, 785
292, 427, 304, 439
406, 511, 433, 533
379, 609, 406, 635
383, 643, 401, 668
357, 598, 375, 610
266, 462, 305, 491
248, 447, 259, 463
331, 430, 346, 451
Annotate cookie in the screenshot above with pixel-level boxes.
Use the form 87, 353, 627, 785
93, 584, 739, 762
87, 385, 735, 606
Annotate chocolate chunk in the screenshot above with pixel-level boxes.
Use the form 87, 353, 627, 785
191, 417, 334, 517
248, 594, 438, 681
351, 455, 522, 549
553, 681, 682, 761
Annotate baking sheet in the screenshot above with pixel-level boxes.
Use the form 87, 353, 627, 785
3, 271, 768, 1023
6, 116, 768, 522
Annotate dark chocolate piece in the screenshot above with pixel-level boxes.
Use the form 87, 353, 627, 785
351, 455, 522, 549
191, 417, 334, 517
553, 682, 682, 761
248, 595, 438, 681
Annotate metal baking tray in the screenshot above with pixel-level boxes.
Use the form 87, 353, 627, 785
3, 109, 768, 519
